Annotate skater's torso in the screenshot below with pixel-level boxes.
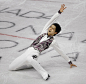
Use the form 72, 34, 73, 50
30, 33, 54, 53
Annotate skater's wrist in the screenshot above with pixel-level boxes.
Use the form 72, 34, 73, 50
58, 10, 62, 14
68, 61, 72, 65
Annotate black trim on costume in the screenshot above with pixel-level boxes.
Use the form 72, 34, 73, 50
32, 55, 37, 59
0, 56, 2, 59
68, 61, 72, 64
58, 10, 62, 14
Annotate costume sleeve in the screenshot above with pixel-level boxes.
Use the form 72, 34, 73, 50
41, 11, 61, 34
51, 40, 71, 62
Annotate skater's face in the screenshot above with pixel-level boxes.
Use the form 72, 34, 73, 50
48, 25, 57, 36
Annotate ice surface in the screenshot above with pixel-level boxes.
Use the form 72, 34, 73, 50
0, 0, 86, 84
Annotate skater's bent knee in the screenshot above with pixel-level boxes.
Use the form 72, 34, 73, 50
26, 57, 34, 63
9, 65, 17, 71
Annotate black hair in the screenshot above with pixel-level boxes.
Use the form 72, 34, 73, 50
52, 23, 61, 36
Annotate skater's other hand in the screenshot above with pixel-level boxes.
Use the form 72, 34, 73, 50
70, 64, 77, 68
60, 4, 67, 13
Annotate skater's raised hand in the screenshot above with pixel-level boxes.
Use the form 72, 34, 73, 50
60, 4, 67, 13
70, 64, 77, 68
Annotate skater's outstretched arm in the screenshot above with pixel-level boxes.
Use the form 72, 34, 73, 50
41, 4, 66, 34
51, 40, 77, 68
41, 12, 60, 34
51, 41, 71, 62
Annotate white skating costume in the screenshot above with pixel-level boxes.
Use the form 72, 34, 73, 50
9, 10, 71, 80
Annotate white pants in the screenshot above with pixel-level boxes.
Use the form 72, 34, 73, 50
9, 47, 48, 79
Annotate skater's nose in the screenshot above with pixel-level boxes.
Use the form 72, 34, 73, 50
49, 28, 52, 31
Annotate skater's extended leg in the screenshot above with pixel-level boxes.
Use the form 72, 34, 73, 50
26, 56, 49, 80
9, 49, 33, 71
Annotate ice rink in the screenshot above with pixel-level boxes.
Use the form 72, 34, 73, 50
0, 0, 86, 84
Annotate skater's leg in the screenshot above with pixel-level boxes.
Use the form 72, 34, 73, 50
9, 48, 33, 71
26, 56, 49, 80
9, 54, 33, 71
15, 64, 32, 70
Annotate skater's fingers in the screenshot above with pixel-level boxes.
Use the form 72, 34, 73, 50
63, 4, 65, 6
61, 4, 65, 8
61, 4, 65, 6
70, 65, 72, 68
73, 64, 77, 67
64, 7, 67, 9
70, 64, 77, 68
61, 5, 67, 11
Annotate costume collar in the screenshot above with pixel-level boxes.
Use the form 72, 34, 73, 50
47, 33, 53, 38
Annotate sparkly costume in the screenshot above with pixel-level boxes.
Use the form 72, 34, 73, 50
9, 10, 72, 80
30, 33, 54, 53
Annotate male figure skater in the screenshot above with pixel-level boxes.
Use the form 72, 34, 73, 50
9, 4, 77, 80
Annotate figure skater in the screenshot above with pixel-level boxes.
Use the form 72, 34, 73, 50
9, 4, 77, 80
